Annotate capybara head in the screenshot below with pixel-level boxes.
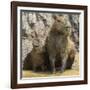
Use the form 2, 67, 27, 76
52, 14, 71, 36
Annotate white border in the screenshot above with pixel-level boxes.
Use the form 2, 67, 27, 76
17, 7, 84, 84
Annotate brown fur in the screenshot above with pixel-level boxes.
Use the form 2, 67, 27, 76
66, 49, 76, 69
30, 46, 45, 71
46, 15, 76, 73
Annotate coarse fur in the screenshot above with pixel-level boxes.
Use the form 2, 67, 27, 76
23, 44, 51, 72
46, 15, 76, 73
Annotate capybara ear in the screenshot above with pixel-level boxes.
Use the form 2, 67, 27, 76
52, 14, 63, 20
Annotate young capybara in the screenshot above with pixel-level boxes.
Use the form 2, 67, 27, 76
23, 46, 51, 72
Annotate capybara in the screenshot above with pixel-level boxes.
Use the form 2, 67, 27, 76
46, 15, 76, 73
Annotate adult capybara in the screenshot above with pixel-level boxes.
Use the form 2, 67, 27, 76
46, 15, 76, 73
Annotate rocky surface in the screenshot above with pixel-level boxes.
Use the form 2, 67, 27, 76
21, 11, 80, 70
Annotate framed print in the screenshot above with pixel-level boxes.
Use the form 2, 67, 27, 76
11, 1, 88, 89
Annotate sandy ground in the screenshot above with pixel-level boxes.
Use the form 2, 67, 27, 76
22, 69, 80, 78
